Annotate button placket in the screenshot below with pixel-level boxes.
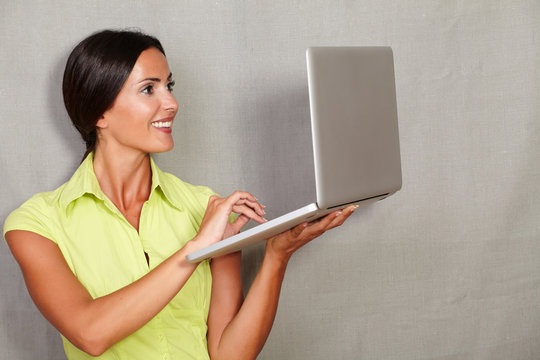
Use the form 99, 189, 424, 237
153, 315, 170, 359
138, 200, 151, 269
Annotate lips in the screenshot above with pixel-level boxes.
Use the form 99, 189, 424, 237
151, 117, 173, 132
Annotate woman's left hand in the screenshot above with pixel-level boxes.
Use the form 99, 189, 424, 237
265, 204, 359, 263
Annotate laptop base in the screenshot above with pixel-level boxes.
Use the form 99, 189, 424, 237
186, 194, 387, 262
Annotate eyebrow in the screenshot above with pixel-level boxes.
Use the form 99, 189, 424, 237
137, 72, 173, 84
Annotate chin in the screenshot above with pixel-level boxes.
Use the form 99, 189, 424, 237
150, 141, 174, 154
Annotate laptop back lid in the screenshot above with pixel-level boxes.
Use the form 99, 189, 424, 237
307, 47, 402, 210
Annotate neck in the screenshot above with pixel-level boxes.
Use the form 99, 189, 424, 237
93, 145, 152, 212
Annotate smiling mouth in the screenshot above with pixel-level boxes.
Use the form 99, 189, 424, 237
151, 120, 172, 128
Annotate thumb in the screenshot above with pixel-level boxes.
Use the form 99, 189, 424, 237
229, 214, 250, 234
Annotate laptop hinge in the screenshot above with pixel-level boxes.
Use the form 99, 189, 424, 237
327, 193, 390, 210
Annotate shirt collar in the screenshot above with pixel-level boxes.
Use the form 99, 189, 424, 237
59, 152, 104, 208
149, 155, 184, 211
59, 153, 183, 211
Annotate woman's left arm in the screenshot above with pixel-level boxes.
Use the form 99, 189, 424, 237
207, 205, 358, 360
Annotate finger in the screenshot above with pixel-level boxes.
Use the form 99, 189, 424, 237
325, 205, 359, 230
326, 211, 347, 230
299, 210, 343, 241
312, 210, 342, 230
232, 204, 267, 224
234, 198, 266, 216
224, 191, 261, 215
229, 214, 251, 234
290, 222, 309, 238
227, 191, 258, 204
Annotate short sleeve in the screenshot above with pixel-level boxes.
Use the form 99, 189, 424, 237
3, 194, 57, 243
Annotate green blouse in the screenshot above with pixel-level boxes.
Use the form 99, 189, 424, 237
4, 153, 215, 359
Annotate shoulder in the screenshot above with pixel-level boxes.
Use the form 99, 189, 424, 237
3, 184, 67, 242
158, 172, 237, 224
156, 171, 218, 225
158, 170, 217, 208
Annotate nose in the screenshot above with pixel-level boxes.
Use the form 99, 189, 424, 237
163, 91, 179, 115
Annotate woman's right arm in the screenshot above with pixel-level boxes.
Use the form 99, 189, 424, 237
5, 191, 265, 357
6, 229, 200, 356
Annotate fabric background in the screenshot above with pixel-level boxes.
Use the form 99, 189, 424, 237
1, 1, 538, 359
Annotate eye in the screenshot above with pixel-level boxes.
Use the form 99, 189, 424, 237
141, 84, 154, 94
167, 80, 176, 92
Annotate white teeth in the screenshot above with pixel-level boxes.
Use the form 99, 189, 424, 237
152, 121, 172, 128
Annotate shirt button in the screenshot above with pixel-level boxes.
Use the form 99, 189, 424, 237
158, 333, 164, 340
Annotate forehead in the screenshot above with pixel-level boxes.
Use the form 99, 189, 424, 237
128, 47, 171, 81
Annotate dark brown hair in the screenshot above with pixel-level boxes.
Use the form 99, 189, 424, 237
62, 29, 165, 160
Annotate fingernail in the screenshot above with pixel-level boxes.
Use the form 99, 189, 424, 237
351, 205, 359, 212
336, 211, 343, 217
263, 217, 268, 222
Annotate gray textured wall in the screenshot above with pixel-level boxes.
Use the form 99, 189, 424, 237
1, 1, 539, 359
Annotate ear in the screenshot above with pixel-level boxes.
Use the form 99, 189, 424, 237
96, 116, 108, 129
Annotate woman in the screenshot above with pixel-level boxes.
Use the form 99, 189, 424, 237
3, 29, 357, 359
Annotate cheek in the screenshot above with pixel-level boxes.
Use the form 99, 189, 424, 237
103, 94, 162, 140
116, 102, 156, 127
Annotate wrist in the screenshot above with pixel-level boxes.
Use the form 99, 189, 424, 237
264, 242, 291, 269
181, 238, 205, 263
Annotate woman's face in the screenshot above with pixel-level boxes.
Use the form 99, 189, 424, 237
97, 47, 179, 154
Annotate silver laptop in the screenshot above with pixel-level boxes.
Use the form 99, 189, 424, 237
186, 47, 402, 262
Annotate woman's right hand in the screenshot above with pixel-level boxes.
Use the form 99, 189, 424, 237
193, 191, 267, 249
